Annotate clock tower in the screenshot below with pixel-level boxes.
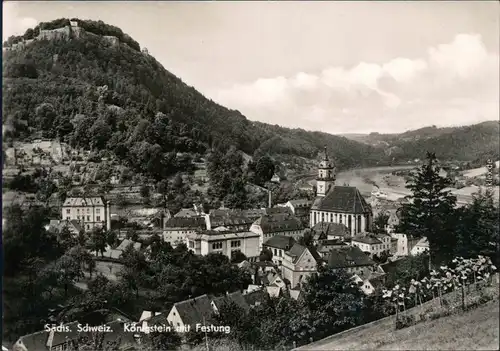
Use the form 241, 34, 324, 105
316, 147, 335, 197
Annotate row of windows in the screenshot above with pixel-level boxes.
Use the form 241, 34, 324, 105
312, 212, 368, 233
357, 243, 389, 251
212, 242, 223, 250
67, 208, 101, 214
67, 216, 101, 222
264, 230, 300, 238
230, 240, 241, 248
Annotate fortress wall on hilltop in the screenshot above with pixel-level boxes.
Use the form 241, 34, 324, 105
6, 25, 127, 51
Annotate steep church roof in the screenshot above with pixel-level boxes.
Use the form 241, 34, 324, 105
312, 186, 371, 214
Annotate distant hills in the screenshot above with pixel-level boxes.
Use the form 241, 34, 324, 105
341, 121, 499, 162
2, 18, 497, 181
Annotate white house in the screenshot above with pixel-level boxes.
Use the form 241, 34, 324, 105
262, 235, 296, 266
351, 272, 385, 295
411, 237, 430, 255
61, 196, 111, 232
186, 229, 260, 260
166, 295, 215, 331
351, 234, 392, 257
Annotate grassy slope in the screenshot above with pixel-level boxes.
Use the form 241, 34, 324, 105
299, 300, 499, 350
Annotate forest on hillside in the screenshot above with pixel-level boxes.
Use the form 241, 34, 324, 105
4, 18, 497, 184
2, 18, 389, 181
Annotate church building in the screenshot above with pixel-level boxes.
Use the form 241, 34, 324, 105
310, 148, 373, 236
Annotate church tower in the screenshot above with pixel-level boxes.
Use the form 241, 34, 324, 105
316, 147, 335, 197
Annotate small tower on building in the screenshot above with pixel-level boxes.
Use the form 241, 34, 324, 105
316, 146, 335, 197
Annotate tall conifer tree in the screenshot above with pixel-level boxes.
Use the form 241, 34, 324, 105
398, 152, 457, 264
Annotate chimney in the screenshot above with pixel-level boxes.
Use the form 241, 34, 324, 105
268, 189, 272, 208
204, 213, 211, 231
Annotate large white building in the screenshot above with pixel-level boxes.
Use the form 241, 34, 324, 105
61, 196, 111, 232
186, 229, 260, 260
310, 148, 373, 235
351, 233, 393, 257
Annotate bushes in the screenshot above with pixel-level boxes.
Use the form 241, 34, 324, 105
395, 314, 416, 330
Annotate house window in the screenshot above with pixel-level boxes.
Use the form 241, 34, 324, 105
77, 216, 80, 220
357, 215, 361, 233
66, 209, 70, 214
87, 208, 90, 213
77, 209, 80, 214
339, 215, 342, 224
96, 216, 101, 222
87, 216, 90, 221
231, 240, 241, 248
86, 225, 90, 229
348, 215, 352, 231
212, 242, 223, 250
66, 217, 70, 220
330, 213, 333, 222
96, 209, 101, 214
189, 241, 194, 248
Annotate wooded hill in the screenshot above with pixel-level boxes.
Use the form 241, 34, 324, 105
2, 18, 386, 181
342, 121, 499, 163
3, 18, 496, 182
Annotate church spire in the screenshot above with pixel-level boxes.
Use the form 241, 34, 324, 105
323, 146, 328, 161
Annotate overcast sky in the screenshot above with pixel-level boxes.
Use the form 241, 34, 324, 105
3, 1, 499, 134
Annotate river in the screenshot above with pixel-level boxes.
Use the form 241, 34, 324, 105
299, 164, 497, 205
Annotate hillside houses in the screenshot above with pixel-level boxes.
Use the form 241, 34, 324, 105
163, 217, 206, 246
351, 233, 394, 257
186, 229, 260, 259
262, 235, 296, 266
278, 199, 312, 218
351, 270, 386, 295
311, 221, 351, 241
207, 211, 254, 231
166, 294, 215, 331
12, 321, 81, 351
325, 246, 377, 277
316, 239, 349, 258
174, 208, 199, 218
162, 291, 256, 332
61, 196, 111, 232
250, 213, 304, 249
281, 243, 322, 289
